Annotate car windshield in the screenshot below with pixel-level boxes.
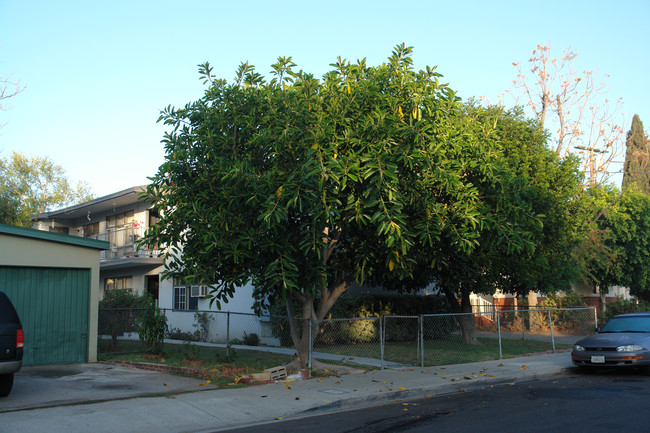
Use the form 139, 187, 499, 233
600, 316, 650, 333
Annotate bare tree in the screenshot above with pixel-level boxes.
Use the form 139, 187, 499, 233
0, 75, 23, 111
503, 44, 626, 187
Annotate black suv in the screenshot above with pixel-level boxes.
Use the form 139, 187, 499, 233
0, 291, 23, 397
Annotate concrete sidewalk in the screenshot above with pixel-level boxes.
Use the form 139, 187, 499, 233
0, 351, 575, 433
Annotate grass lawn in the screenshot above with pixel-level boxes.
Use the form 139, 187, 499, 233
315, 336, 572, 366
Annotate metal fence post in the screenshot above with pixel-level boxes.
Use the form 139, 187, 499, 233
594, 307, 598, 330
548, 309, 556, 352
226, 311, 231, 357
380, 315, 385, 370
308, 318, 313, 374
419, 315, 424, 368
497, 311, 503, 359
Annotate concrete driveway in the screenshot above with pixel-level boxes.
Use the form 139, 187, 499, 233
0, 362, 216, 413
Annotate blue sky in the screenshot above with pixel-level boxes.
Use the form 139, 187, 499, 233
1, 0, 648, 197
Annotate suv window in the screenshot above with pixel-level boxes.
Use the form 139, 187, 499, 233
0, 293, 19, 324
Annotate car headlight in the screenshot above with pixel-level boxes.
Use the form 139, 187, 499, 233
617, 344, 644, 352
573, 344, 585, 352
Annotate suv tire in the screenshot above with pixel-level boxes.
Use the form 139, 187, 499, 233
0, 373, 14, 397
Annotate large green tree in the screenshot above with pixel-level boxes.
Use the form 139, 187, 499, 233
388, 104, 586, 343
585, 185, 650, 303
622, 114, 650, 194
0, 152, 94, 226
144, 45, 543, 364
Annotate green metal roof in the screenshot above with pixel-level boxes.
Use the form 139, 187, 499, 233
0, 224, 110, 250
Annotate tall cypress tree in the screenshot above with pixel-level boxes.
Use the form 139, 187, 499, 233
622, 115, 650, 194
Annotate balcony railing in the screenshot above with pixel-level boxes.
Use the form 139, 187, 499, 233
90, 227, 161, 261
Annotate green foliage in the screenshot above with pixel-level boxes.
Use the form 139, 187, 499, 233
537, 291, 587, 331
167, 327, 195, 341
601, 296, 650, 323
137, 297, 168, 355
0, 152, 94, 227
192, 311, 213, 342
622, 115, 650, 195
242, 333, 260, 346
270, 294, 452, 345
143, 45, 584, 359
99, 290, 148, 308
584, 185, 650, 301
98, 290, 148, 351
538, 291, 586, 309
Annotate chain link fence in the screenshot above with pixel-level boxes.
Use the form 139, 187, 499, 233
98, 306, 597, 368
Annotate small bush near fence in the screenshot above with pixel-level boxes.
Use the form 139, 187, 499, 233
600, 296, 650, 323
269, 294, 452, 347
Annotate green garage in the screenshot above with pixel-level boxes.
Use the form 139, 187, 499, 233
0, 224, 108, 366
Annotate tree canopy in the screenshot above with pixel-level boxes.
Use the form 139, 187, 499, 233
622, 114, 650, 194
0, 152, 94, 227
144, 45, 567, 360
584, 185, 650, 303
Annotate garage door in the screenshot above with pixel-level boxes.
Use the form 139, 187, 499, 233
0, 267, 90, 366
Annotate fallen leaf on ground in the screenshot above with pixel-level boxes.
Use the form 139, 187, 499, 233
397, 386, 405, 390
498, 364, 505, 367
463, 376, 472, 380
285, 385, 292, 389
521, 365, 528, 370
275, 417, 285, 420
334, 381, 340, 384
317, 379, 324, 382
285, 379, 294, 383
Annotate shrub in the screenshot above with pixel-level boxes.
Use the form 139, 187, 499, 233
138, 297, 168, 355
242, 332, 260, 346
192, 311, 213, 342
537, 291, 586, 332
98, 290, 148, 351
602, 296, 650, 323
167, 327, 196, 341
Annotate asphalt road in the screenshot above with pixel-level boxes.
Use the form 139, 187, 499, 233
221, 368, 650, 433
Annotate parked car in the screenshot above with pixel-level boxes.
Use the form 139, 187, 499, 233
0, 291, 23, 396
572, 312, 650, 369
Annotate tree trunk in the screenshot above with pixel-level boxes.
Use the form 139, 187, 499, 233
286, 279, 352, 369
444, 286, 480, 345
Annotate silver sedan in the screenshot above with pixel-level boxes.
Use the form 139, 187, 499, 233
572, 312, 650, 369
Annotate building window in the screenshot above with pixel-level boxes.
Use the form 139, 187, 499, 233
105, 276, 133, 292
174, 286, 188, 310
173, 277, 207, 310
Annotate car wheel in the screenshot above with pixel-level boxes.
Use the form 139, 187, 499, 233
0, 373, 14, 397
